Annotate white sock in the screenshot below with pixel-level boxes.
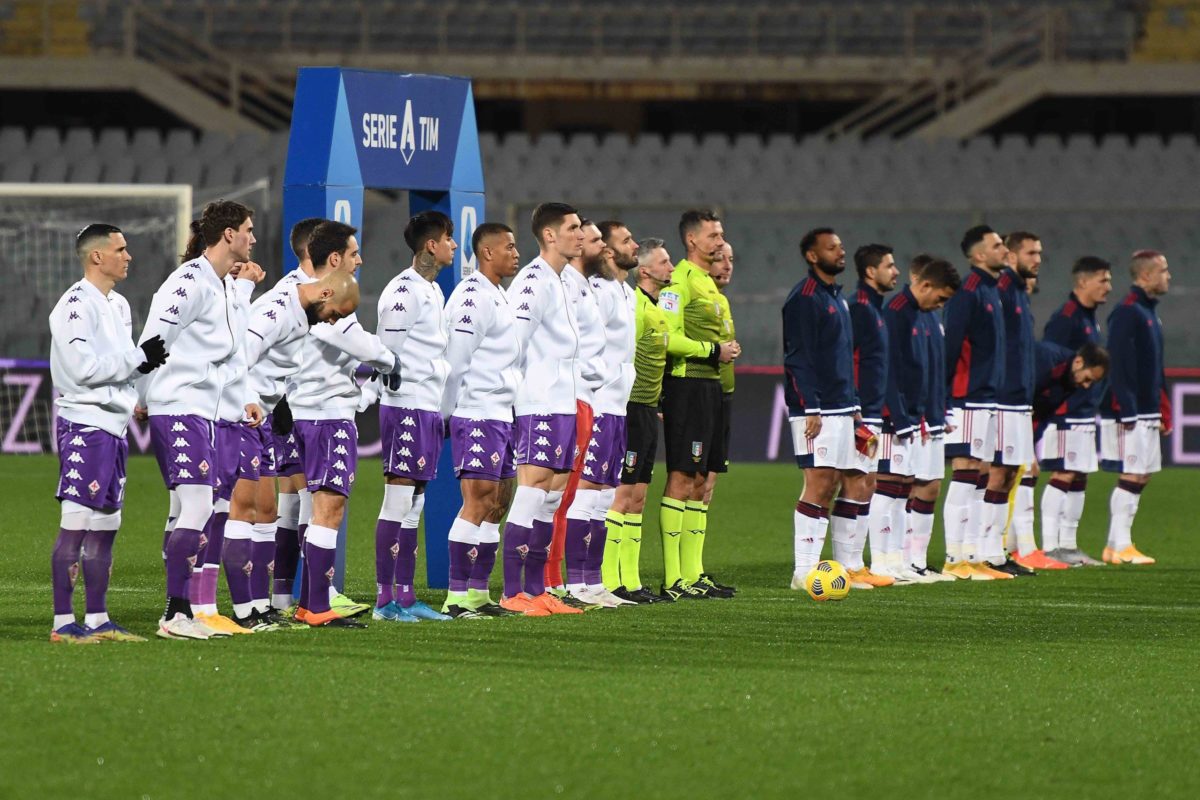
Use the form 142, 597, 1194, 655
866, 494, 890, 570
1040, 482, 1067, 552
232, 601, 255, 618
53, 614, 75, 630
567, 488, 599, 521
448, 516, 482, 544
982, 495, 1008, 564
380, 483, 416, 523
942, 480, 973, 563
793, 504, 829, 576
84, 612, 110, 629
829, 501, 858, 568
963, 485, 987, 562
885, 495, 907, 563
1060, 489, 1086, 550
908, 503, 935, 570
507, 486, 547, 528
1014, 483, 1036, 555
1108, 487, 1141, 549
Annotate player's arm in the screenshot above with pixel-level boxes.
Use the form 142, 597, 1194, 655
376, 284, 420, 356
883, 308, 919, 436
940, 290, 972, 394
137, 272, 202, 350
577, 296, 606, 383
661, 277, 718, 363
311, 315, 397, 374
1105, 308, 1139, 425
782, 292, 822, 414
510, 271, 543, 363
1042, 311, 1076, 349
440, 292, 488, 419
50, 301, 147, 386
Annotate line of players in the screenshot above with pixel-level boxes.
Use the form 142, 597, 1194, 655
47, 201, 744, 641
785, 226, 1170, 589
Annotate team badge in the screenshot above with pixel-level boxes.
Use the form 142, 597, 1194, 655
87, 480, 100, 497
467, 546, 479, 563
555, 446, 563, 458
389, 542, 400, 558
242, 560, 254, 577
1067, 451, 1077, 461
1005, 446, 1014, 457
972, 439, 983, 450
624, 451, 637, 468
198, 460, 209, 475
490, 452, 501, 466
817, 447, 828, 458
417, 456, 426, 470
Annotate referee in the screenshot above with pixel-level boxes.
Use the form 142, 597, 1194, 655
659, 209, 740, 600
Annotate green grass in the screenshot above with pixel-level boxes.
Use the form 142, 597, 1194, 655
1, 456, 1197, 799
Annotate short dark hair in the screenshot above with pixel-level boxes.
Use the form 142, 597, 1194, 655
919, 258, 961, 291
76, 223, 122, 261
960, 224, 995, 258
290, 217, 325, 261
307, 221, 358, 268
1004, 231, 1039, 252
1076, 341, 1109, 372
1072, 255, 1111, 277
531, 202, 578, 245
909, 253, 935, 278
598, 220, 626, 246
678, 208, 720, 249
471, 221, 513, 255
800, 227, 836, 266
854, 243, 893, 281
1131, 249, 1165, 279
404, 210, 453, 255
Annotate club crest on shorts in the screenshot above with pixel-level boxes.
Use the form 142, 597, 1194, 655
1005, 446, 1014, 457
198, 460, 209, 475
817, 446, 828, 458
417, 456, 426, 470
624, 451, 637, 468
87, 479, 100, 497
972, 439, 983, 450
556, 446, 564, 459
490, 451, 501, 466
1067, 451, 1077, 461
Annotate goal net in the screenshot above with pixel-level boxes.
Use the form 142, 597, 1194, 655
0, 183, 190, 455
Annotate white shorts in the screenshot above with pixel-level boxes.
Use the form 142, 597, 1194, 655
877, 430, 914, 476
791, 414, 859, 471
1037, 421, 1098, 473
945, 406, 996, 462
994, 409, 1035, 467
1100, 419, 1162, 476
910, 433, 946, 481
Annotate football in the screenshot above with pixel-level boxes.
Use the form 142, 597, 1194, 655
804, 560, 851, 601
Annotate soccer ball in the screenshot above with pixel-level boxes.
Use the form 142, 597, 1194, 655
804, 560, 850, 601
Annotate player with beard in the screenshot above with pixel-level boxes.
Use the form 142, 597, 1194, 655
1038, 256, 1113, 567
784, 228, 864, 590
607, 239, 673, 604
659, 209, 740, 600
941, 225, 1008, 580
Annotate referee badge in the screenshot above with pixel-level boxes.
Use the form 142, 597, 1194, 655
624, 451, 637, 468
691, 441, 704, 461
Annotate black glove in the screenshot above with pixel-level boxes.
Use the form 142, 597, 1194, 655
272, 395, 294, 436
704, 341, 722, 369
369, 366, 402, 391
137, 335, 168, 374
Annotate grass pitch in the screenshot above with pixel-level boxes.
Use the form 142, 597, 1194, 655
1, 456, 1197, 799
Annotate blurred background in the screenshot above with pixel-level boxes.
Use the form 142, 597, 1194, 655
1, 1, 1197, 459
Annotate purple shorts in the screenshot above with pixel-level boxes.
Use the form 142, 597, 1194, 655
294, 419, 357, 496
380, 406, 443, 482
215, 420, 261, 501
583, 413, 626, 488
514, 412, 576, 471
450, 417, 516, 481
56, 418, 127, 509
249, 417, 277, 478
269, 413, 303, 478
150, 414, 216, 488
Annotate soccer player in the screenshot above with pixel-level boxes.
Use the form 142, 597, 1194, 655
941, 225, 1009, 581
547, 219, 611, 608
369, 211, 457, 623
1039, 256, 1113, 567
1099, 250, 1172, 564
1033, 342, 1110, 436
659, 209, 740, 600
974, 230, 1041, 578
137, 200, 258, 639
498, 202, 585, 616
696, 242, 738, 596
784, 228, 864, 590
48, 224, 167, 643
887, 257, 961, 581
847, 244, 903, 587
440, 222, 523, 619
288, 221, 402, 627
608, 238, 673, 604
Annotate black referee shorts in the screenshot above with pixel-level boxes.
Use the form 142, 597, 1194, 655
707, 392, 732, 474
661, 376, 722, 475
620, 402, 659, 485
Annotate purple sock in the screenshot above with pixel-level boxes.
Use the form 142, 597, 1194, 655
272, 525, 300, 599
305, 541, 334, 614
206, 512, 228, 568
448, 540, 474, 593
161, 518, 175, 564
81, 531, 115, 614
51, 529, 85, 616
585, 518, 608, 585
251, 539, 273, 602
469, 541, 498, 592
165, 527, 203, 602
222, 537, 253, 606
564, 517, 591, 585
375, 519, 401, 608
394, 526, 418, 607
523, 519, 554, 596
298, 523, 310, 609
502, 522, 531, 598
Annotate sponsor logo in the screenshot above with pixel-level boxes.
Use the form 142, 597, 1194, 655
470, 428, 484, 438
67, 452, 84, 464
401, 416, 415, 426
583, 466, 594, 476
68, 311, 80, 321
535, 422, 551, 432
660, 291, 679, 312
399, 462, 411, 472
332, 459, 346, 471
392, 302, 406, 312
178, 469, 193, 479
62, 485, 80, 497
535, 436, 550, 447
470, 443, 484, 453
265, 310, 277, 321
458, 315, 472, 324
399, 447, 412, 457
173, 287, 188, 298
173, 437, 188, 447
334, 429, 350, 440
335, 445, 348, 455
175, 453, 191, 464
165, 305, 180, 316
400, 432, 414, 442
69, 435, 86, 446
462, 299, 475, 308
65, 468, 81, 480
171, 422, 186, 432
585, 451, 596, 462
469, 458, 483, 468
534, 452, 549, 462
67, 295, 80, 304
330, 475, 344, 487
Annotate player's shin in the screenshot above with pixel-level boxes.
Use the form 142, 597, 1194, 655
376, 484, 415, 609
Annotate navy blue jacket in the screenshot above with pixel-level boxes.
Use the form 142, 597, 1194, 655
995, 268, 1035, 408
943, 266, 1005, 407
1102, 285, 1168, 424
1032, 341, 1077, 438
1043, 292, 1102, 422
849, 282, 888, 423
782, 270, 859, 416
921, 308, 947, 430
881, 286, 927, 436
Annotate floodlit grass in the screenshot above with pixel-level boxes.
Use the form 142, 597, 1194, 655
1, 456, 1197, 799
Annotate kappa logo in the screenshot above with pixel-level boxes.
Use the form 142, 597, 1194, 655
66, 468, 81, 480
178, 469, 193, 479
535, 436, 550, 447
166, 305, 180, 316
469, 458, 483, 468
517, 303, 530, 312
68, 295, 80, 304
399, 432, 414, 442
393, 303, 406, 312
470, 428, 485, 438
180, 272, 195, 281
330, 475, 344, 487
67, 452, 84, 464
585, 451, 596, 462
458, 315, 472, 324
173, 437, 188, 447
583, 466, 594, 476
397, 285, 410, 294
535, 422, 551, 432
470, 443, 484, 453
401, 416, 416, 426
290, 449, 299, 459
198, 460, 209, 475
334, 445, 348, 455
265, 310, 277, 321
534, 452, 550, 462
462, 299, 476, 308
69, 435, 86, 446
399, 462, 411, 472
173, 287, 188, 298
171, 422, 186, 432
624, 451, 637, 468
332, 460, 346, 471
399, 447, 412, 457
490, 451, 501, 465
521, 286, 535, 295
68, 311, 80, 321
62, 485, 80, 497
175, 453, 191, 464
334, 429, 350, 440
592, 423, 601, 433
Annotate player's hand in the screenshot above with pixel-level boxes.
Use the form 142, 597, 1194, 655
944, 423, 956, 434
805, 414, 822, 439
717, 342, 738, 363
244, 403, 264, 427
234, 261, 266, 284
728, 340, 742, 359
137, 335, 168, 373
1162, 423, 1172, 437
272, 396, 294, 435
133, 405, 148, 422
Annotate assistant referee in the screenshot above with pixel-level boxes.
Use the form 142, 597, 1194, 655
658, 209, 739, 600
